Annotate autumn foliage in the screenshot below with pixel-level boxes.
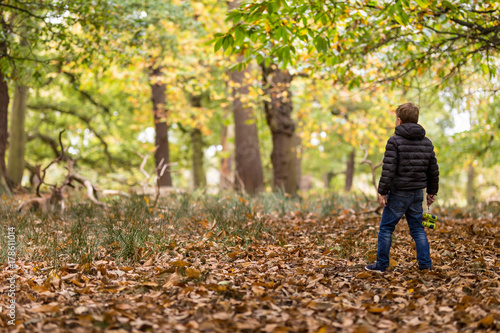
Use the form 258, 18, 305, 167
1, 194, 498, 331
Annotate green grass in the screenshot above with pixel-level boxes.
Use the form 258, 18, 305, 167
0, 191, 419, 266
0, 192, 283, 265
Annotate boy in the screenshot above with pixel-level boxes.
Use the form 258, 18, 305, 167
365, 103, 439, 273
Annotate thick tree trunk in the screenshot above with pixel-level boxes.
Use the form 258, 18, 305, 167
345, 149, 355, 192
467, 163, 474, 206
7, 85, 28, 186
150, 66, 172, 187
262, 65, 296, 194
228, 0, 264, 195
0, 67, 11, 196
220, 114, 234, 190
231, 70, 265, 193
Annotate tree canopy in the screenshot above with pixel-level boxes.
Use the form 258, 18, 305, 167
217, 0, 499, 88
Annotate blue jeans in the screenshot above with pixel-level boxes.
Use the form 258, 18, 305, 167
376, 189, 432, 270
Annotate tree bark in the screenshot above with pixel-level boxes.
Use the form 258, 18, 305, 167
7, 85, 28, 186
323, 172, 334, 189
231, 66, 265, 194
228, 0, 264, 195
149, 66, 172, 187
293, 133, 301, 192
220, 111, 234, 190
467, 163, 474, 206
345, 149, 355, 192
0, 65, 11, 196
189, 95, 205, 189
262, 64, 296, 194
191, 128, 205, 189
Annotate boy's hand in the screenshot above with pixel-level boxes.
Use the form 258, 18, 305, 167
427, 194, 436, 206
378, 195, 387, 207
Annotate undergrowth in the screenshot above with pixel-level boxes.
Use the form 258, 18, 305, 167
0, 191, 497, 267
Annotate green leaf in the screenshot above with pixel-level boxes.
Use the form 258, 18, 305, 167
267, 2, 274, 15
256, 54, 264, 64
414, 0, 428, 8
395, 1, 409, 25
235, 27, 245, 45
281, 27, 289, 43
214, 38, 223, 53
265, 57, 271, 67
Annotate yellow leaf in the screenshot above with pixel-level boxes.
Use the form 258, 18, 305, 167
368, 305, 390, 313
313, 328, 327, 333
171, 260, 190, 267
356, 272, 371, 279
478, 315, 494, 327
186, 268, 201, 279
120, 266, 133, 272
70, 279, 85, 287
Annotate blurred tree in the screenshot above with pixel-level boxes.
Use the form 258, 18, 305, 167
261, 64, 297, 193
227, 0, 264, 194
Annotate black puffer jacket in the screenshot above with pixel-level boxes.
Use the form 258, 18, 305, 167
378, 123, 439, 195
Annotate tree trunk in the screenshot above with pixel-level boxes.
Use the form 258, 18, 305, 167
149, 66, 172, 187
220, 113, 234, 190
189, 95, 206, 189
191, 128, 205, 189
345, 149, 355, 192
262, 64, 296, 194
0, 66, 11, 196
293, 133, 301, 192
7, 85, 28, 186
228, 0, 264, 195
323, 172, 334, 189
467, 163, 474, 206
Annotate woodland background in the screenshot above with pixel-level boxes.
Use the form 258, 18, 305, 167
0, 0, 498, 203
0, 0, 499, 332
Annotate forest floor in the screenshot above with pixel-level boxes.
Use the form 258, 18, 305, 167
0, 193, 499, 332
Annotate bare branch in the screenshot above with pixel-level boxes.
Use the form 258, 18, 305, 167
65, 160, 107, 207
36, 130, 65, 197
360, 146, 383, 194
28, 104, 116, 169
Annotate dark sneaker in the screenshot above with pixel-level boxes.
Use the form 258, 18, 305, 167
365, 263, 386, 273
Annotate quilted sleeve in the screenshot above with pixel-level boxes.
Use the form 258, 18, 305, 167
426, 146, 439, 195
378, 137, 398, 195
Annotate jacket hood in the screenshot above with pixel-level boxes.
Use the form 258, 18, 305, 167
395, 123, 426, 140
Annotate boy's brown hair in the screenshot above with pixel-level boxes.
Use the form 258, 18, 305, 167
396, 103, 419, 124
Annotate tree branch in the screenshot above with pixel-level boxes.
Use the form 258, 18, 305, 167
0, 3, 46, 20
27, 132, 61, 157
62, 71, 111, 114
28, 104, 115, 169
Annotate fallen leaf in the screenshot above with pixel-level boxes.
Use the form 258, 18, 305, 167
30, 305, 60, 313
186, 267, 201, 279
478, 315, 494, 328
356, 271, 371, 279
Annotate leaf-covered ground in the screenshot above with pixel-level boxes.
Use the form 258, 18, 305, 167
1, 195, 499, 332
